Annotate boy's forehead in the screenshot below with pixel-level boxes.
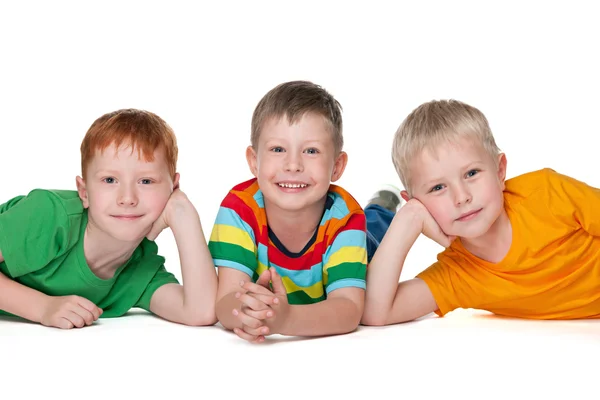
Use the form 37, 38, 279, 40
409, 139, 488, 181
88, 143, 166, 168
260, 113, 333, 141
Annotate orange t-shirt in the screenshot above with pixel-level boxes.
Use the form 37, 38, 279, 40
417, 168, 600, 320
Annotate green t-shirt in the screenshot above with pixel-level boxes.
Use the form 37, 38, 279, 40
0, 189, 179, 318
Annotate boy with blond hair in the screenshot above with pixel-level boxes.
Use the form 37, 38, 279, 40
362, 99, 600, 326
0, 109, 218, 328
209, 80, 397, 342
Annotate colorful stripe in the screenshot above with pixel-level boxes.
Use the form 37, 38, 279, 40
207, 178, 368, 305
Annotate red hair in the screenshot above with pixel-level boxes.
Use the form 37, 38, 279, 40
80, 109, 178, 178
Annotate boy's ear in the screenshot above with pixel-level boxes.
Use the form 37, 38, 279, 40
173, 173, 180, 190
331, 151, 348, 182
246, 146, 258, 177
75, 176, 89, 209
497, 153, 507, 189
401, 190, 410, 202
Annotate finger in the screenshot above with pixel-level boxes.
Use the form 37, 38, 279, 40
65, 311, 86, 328
269, 268, 287, 296
240, 281, 273, 296
73, 305, 96, 326
233, 327, 264, 343
241, 323, 270, 337
255, 269, 271, 289
232, 307, 263, 329
236, 292, 271, 311
244, 292, 279, 306
57, 317, 75, 329
75, 296, 102, 319
243, 307, 274, 320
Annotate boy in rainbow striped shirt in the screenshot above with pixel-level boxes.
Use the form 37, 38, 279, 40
209, 81, 398, 342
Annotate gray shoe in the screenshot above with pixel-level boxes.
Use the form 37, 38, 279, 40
367, 185, 403, 213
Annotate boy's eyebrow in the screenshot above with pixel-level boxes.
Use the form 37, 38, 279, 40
93, 169, 162, 176
420, 177, 444, 190
418, 161, 487, 189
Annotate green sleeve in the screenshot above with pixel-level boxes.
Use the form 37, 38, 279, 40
134, 265, 180, 311
0, 190, 78, 278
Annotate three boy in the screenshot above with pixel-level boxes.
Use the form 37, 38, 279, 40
4, 85, 596, 340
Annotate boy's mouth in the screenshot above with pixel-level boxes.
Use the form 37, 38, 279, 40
111, 214, 143, 221
277, 182, 308, 189
456, 208, 482, 222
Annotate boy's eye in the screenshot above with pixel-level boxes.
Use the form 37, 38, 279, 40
103, 177, 116, 184
466, 169, 479, 178
304, 148, 319, 154
271, 147, 284, 153
430, 184, 444, 192
140, 179, 152, 185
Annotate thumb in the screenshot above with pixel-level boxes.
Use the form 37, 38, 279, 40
146, 224, 161, 241
269, 268, 286, 296
255, 269, 272, 290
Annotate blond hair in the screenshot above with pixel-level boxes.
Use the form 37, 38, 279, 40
392, 99, 501, 192
251, 80, 344, 154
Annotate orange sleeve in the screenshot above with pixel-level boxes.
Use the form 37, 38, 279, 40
416, 247, 500, 317
544, 169, 600, 236
416, 261, 456, 317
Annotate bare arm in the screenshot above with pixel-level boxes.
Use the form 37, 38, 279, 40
215, 267, 252, 330
148, 191, 218, 326
278, 287, 364, 337
0, 269, 101, 329
0, 269, 48, 323
362, 201, 443, 326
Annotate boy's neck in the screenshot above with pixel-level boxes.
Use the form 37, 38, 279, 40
460, 209, 512, 263
265, 196, 327, 254
83, 221, 140, 280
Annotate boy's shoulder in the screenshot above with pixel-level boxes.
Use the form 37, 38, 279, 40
327, 183, 364, 217
504, 168, 562, 197
1, 188, 83, 216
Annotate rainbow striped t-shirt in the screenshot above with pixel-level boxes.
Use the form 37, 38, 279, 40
208, 178, 368, 305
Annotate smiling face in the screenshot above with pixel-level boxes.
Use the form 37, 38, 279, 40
76, 143, 178, 243
246, 112, 347, 214
407, 137, 507, 239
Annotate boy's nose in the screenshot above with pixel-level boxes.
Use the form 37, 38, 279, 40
118, 187, 138, 206
454, 185, 472, 206
284, 154, 304, 172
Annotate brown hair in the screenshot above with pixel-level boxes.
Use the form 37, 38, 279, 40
80, 109, 178, 178
251, 81, 344, 153
392, 99, 501, 192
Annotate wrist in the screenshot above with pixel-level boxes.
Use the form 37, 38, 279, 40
396, 201, 426, 226
276, 304, 295, 335
33, 293, 51, 323
169, 202, 200, 232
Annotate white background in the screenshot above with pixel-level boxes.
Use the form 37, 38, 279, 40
1, 1, 599, 399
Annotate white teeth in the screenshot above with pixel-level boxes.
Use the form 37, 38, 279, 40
278, 183, 307, 188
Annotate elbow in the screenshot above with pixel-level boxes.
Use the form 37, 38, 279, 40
183, 307, 218, 327
360, 315, 388, 326
360, 308, 389, 326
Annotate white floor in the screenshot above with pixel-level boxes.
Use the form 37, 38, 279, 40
3, 308, 599, 400
2, 3, 600, 399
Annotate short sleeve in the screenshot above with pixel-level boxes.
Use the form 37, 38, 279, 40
322, 213, 368, 294
208, 205, 258, 280
0, 190, 78, 278
543, 169, 600, 236
416, 249, 489, 317
134, 265, 179, 311
416, 261, 458, 317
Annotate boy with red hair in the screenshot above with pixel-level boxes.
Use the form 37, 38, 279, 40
0, 109, 218, 328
